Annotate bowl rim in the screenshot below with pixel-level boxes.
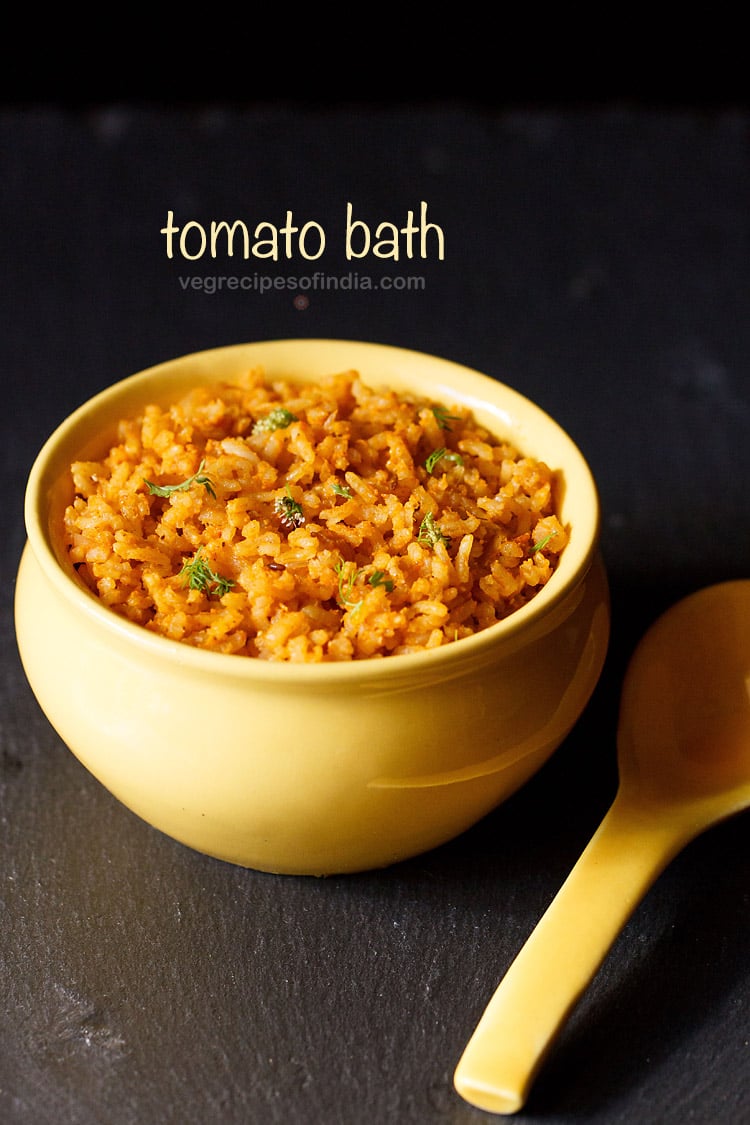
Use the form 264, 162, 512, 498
22, 338, 602, 684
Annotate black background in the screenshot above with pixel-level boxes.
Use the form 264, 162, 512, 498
2, 50, 749, 1125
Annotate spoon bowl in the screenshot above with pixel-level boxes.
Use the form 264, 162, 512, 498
454, 579, 750, 1115
618, 580, 750, 805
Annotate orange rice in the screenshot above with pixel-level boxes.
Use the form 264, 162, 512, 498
63, 367, 568, 661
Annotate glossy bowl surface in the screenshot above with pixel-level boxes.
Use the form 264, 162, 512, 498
15, 339, 610, 875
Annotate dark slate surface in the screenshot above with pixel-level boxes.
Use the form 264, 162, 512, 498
2, 102, 749, 1125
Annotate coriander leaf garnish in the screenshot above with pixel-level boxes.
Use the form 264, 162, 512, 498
369, 570, 394, 593
179, 549, 234, 597
424, 446, 464, 474
334, 559, 364, 614
530, 531, 556, 554
431, 405, 462, 431
252, 407, 299, 435
274, 486, 305, 531
417, 512, 451, 549
145, 459, 216, 499
331, 480, 352, 499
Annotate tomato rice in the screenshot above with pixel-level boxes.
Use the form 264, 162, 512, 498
63, 367, 568, 661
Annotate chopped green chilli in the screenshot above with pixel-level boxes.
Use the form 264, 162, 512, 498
369, 570, 394, 592
252, 407, 299, 434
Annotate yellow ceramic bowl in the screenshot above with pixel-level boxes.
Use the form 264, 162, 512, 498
15, 339, 610, 876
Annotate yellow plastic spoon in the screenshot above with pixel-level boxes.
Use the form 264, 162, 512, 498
454, 578, 750, 1115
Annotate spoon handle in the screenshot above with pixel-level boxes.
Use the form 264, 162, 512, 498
453, 794, 693, 1115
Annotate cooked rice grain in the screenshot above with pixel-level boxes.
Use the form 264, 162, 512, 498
63, 368, 568, 661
